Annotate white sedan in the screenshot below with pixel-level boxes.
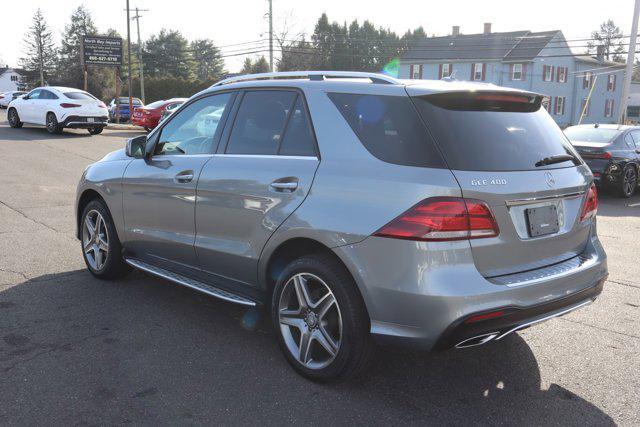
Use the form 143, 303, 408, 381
0, 91, 27, 108
7, 86, 109, 135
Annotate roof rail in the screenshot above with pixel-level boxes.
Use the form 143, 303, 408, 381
212, 71, 400, 87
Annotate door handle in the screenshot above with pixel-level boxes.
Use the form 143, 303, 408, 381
270, 179, 298, 192
174, 171, 194, 183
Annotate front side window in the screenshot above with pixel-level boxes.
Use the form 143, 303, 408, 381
39, 90, 58, 100
328, 93, 444, 168
632, 131, 640, 149
226, 90, 296, 155
27, 89, 42, 99
155, 92, 232, 156
512, 63, 523, 80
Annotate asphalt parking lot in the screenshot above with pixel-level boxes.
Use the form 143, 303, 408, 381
0, 109, 638, 425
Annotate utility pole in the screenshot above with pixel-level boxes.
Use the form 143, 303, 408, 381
618, 0, 640, 123
130, 7, 148, 103
126, 0, 133, 118
268, 0, 273, 72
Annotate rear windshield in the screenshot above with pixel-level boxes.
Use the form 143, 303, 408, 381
413, 92, 579, 171
117, 97, 142, 105
564, 127, 620, 144
328, 93, 444, 168
65, 92, 96, 100
145, 100, 167, 109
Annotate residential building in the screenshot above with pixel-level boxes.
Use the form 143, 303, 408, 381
399, 24, 625, 127
0, 67, 27, 92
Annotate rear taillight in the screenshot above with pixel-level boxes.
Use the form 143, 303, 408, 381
374, 197, 499, 242
583, 151, 612, 160
60, 103, 81, 108
580, 184, 598, 222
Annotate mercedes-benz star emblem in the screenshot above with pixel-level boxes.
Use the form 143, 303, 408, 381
545, 171, 555, 188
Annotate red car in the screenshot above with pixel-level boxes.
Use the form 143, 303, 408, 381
131, 98, 187, 131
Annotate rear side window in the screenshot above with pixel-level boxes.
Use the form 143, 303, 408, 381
64, 91, 94, 100
328, 93, 444, 168
279, 96, 317, 156
413, 92, 578, 171
226, 91, 296, 155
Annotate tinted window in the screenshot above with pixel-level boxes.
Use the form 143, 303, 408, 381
328, 93, 444, 168
40, 90, 58, 100
226, 91, 296, 155
155, 93, 232, 155
625, 133, 635, 149
632, 131, 640, 149
564, 127, 621, 143
117, 97, 142, 105
28, 89, 42, 99
413, 94, 578, 171
64, 91, 95, 100
279, 96, 317, 156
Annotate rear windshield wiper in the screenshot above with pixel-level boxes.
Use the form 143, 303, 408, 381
535, 154, 579, 167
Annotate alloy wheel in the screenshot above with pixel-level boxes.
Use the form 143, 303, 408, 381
83, 209, 109, 271
623, 167, 637, 196
278, 273, 342, 370
46, 114, 56, 132
9, 110, 17, 126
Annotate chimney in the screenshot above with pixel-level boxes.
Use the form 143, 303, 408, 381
484, 23, 492, 34
596, 45, 605, 62
452, 26, 460, 36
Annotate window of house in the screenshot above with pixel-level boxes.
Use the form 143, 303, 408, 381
557, 67, 567, 83
440, 63, 451, 79
604, 99, 615, 118
555, 96, 565, 115
410, 64, 422, 79
583, 72, 593, 89
512, 63, 523, 80
543, 65, 553, 82
607, 74, 616, 91
472, 63, 484, 81
10, 75, 18, 82
580, 98, 590, 117
226, 90, 296, 155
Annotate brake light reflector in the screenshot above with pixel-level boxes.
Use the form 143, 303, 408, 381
580, 184, 598, 222
465, 310, 505, 324
60, 103, 81, 108
374, 197, 499, 241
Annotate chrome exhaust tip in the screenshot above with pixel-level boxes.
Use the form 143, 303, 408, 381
455, 332, 500, 349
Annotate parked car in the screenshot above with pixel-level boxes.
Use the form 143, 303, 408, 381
75, 71, 607, 381
565, 124, 640, 198
108, 97, 143, 122
131, 98, 188, 131
159, 99, 185, 123
0, 91, 27, 108
8, 86, 108, 135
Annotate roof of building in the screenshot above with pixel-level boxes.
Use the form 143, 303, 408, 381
0, 67, 26, 76
574, 55, 625, 67
401, 30, 561, 62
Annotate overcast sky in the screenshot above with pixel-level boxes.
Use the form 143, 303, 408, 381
1, 0, 634, 72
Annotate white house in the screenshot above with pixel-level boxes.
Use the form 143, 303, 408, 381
0, 67, 27, 92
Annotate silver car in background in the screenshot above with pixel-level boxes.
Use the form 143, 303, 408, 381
75, 71, 607, 381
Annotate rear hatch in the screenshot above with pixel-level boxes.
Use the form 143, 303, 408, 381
63, 91, 107, 116
409, 89, 593, 277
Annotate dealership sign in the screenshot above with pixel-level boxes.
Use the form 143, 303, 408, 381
82, 36, 123, 66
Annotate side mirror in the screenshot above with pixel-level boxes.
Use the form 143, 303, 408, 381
21, 95, 29, 100
125, 135, 147, 158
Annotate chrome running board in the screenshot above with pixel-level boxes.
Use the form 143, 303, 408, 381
125, 258, 257, 307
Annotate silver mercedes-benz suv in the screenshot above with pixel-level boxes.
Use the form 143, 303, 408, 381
76, 71, 607, 381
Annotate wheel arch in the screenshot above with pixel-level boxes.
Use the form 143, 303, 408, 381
76, 189, 106, 239
261, 237, 371, 320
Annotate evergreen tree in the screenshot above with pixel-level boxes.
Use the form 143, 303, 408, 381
143, 29, 192, 79
240, 56, 270, 74
587, 20, 625, 61
190, 39, 225, 81
56, 5, 98, 90
19, 8, 57, 87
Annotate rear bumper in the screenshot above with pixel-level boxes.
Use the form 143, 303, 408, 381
131, 116, 158, 128
62, 116, 108, 129
333, 223, 607, 350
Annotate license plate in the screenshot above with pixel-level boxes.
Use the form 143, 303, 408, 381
526, 205, 559, 237
86, 117, 94, 123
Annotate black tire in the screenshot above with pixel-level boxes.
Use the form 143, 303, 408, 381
80, 199, 130, 279
8, 108, 23, 128
88, 127, 104, 135
271, 254, 375, 382
618, 165, 637, 198
46, 112, 62, 134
